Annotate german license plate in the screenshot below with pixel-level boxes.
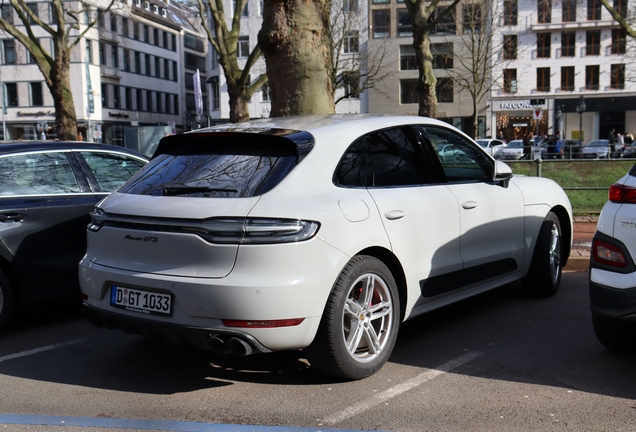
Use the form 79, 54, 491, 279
110, 285, 172, 316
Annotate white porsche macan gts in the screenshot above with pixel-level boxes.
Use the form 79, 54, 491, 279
79, 115, 573, 380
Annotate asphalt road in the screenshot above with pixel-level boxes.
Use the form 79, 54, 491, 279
1, 271, 635, 432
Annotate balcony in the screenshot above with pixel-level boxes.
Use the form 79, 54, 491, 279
100, 65, 120, 79
531, 18, 619, 32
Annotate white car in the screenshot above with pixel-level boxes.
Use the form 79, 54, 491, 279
475, 138, 507, 158
589, 162, 636, 351
582, 139, 611, 159
80, 115, 573, 380
498, 139, 525, 160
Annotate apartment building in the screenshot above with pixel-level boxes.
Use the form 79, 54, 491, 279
490, 0, 635, 142
0, 0, 205, 142
367, 0, 489, 138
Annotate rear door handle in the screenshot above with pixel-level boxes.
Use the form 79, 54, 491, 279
384, 210, 405, 220
461, 201, 478, 210
0, 213, 24, 222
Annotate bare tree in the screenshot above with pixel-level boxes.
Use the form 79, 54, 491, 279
0, 0, 114, 140
258, 0, 334, 117
328, 0, 392, 105
601, 0, 636, 37
195, 0, 266, 122
404, 0, 461, 118
439, 0, 517, 137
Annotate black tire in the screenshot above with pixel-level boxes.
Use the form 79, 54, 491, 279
592, 314, 636, 352
524, 211, 562, 297
0, 269, 15, 330
305, 256, 400, 380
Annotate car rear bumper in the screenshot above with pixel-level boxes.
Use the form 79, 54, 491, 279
589, 278, 636, 321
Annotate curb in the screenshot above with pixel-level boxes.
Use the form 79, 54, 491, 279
565, 256, 589, 272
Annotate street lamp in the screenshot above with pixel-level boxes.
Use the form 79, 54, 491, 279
576, 95, 586, 144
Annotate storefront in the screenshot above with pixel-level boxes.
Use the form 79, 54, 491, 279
492, 100, 547, 142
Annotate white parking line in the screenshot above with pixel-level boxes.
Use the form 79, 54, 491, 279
323, 351, 484, 425
0, 337, 90, 363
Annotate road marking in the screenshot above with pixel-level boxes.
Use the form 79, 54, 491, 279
0, 414, 384, 432
0, 337, 90, 363
324, 351, 484, 425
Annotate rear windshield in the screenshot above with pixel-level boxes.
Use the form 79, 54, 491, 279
120, 134, 300, 198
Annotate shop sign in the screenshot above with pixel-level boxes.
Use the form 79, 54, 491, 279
513, 123, 528, 127
109, 112, 130, 119
16, 110, 54, 117
498, 101, 532, 110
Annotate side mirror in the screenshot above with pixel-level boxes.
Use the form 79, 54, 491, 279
493, 160, 513, 188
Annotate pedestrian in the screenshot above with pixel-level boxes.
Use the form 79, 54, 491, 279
625, 133, 634, 145
547, 135, 556, 159
608, 128, 617, 155
554, 136, 563, 159
522, 132, 531, 160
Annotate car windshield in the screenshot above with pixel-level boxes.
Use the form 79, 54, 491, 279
507, 141, 523, 148
587, 141, 607, 147
120, 134, 300, 198
475, 140, 489, 148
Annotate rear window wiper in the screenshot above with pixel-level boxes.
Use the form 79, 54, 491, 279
162, 186, 239, 196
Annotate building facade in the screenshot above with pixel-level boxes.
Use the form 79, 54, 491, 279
489, 0, 635, 143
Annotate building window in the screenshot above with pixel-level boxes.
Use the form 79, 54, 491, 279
343, 0, 358, 12
562, 0, 576, 21
587, 0, 601, 20
344, 31, 359, 53
113, 85, 120, 108
144, 25, 150, 43
99, 43, 105, 65
163, 31, 168, 48
585, 65, 599, 90
372, 0, 390, 3
122, 17, 128, 37
463, 4, 482, 33
1, 5, 12, 24
237, 36, 250, 58
110, 14, 117, 32
185, 53, 206, 71
586, 30, 600, 55
372, 10, 390, 38
136, 88, 143, 111
30, 82, 43, 106
210, 76, 220, 110
97, 8, 104, 27
122, 48, 129, 71
155, 56, 160, 77
432, 7, 456, 34
610, 64, 625, 89
86, 40, 92, 64
173, 94, 179, 114
154, 28, 159, 46
561, 32, 575, 57
432, 43, 453, 69
561, 66, 574, 91
134, 51, 141, 73
4, 83, 17, 107
503, 68, 517, 93
111, 44, 118, 68
172, 34, 176, 51
503, 0, 517, 25
537, 33, 550, 58
397, 10, 412, 37
102, 83, 109, 108
436, 78, 453, 103
503, 35, 517, 60
173, 61, 178, 81
233, 0, 249, 17
400, 45, 417, 70
184, 33, 205, 51
537, 0, 551, 23
164, 60, 170, 80
133, 22, 139, 40
124, 87, 131, 110
147, 91, 153, 112
3, 40, 15, 64
614, 0, 627, 15
342, 71, 360, 99
145, 53, 151, 75
537, 67, 550, 92
49, 2, 57, 24
611, 29, 626, 54
261, 82, 270, 102
400, 79, 418, 104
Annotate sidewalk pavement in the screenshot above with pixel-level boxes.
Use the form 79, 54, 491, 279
565, 215, 597, 272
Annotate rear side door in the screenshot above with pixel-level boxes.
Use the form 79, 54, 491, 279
417, 126, 525, 286
0, 150, 97, 301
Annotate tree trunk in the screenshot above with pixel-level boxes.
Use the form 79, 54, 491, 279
412, 12, 437, 118
49, 49, 77, 141
258, 0, 334, 116
228, 84, 250, 123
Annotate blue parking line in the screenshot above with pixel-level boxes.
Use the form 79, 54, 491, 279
0, 414, 388, 432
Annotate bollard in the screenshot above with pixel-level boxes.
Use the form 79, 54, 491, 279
536, 157, 542, 177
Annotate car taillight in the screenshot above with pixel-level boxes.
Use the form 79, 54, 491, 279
593, 239, 627, 268
609, 183, 636, 203
196, 218, 320, 244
